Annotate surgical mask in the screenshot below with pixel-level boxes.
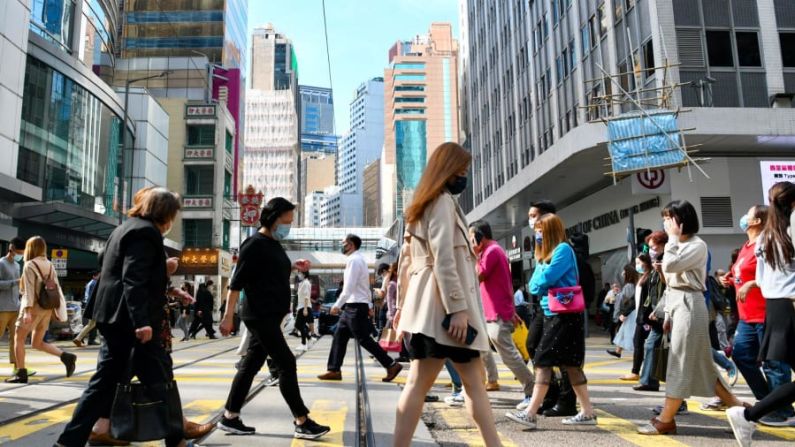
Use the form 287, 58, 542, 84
534, 231, 543, 245
636, 264, 645, 274
739, 215, 750, 232
648, 248, 659, 260
272, 224, 291, 241
447, 176, 468, 195
341, 244, 349, 255
13, 254, 23, 262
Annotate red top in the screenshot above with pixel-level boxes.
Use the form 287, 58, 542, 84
728, 240, 766, 323
477, 241, 515, 322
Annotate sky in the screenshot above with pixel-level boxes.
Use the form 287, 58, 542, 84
247, 0, 460, 134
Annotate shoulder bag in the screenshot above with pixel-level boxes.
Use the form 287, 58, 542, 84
547, 247, 585, 314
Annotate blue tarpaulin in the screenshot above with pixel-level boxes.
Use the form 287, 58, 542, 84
607, 110, 686, 174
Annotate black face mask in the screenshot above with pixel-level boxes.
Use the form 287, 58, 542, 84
447, 175, 468, 195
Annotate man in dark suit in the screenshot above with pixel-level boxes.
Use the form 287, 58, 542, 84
189, 281, 217, 339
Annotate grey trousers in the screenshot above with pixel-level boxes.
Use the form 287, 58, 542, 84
483, 318, 535, 396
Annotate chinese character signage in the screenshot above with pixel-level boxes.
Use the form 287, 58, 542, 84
183, 197, 213, 208
760, 161, 795, 205
185, 148, 214, 159
185, 105, 216, 117
239, 185, 264, 227
177, 248, 220, 275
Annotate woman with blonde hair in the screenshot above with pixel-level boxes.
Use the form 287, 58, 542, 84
5, 236, 75, 383
506, 214, 597, 429
392, 142, 500, 446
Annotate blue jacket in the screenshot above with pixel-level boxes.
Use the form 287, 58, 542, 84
529, 243, 579, 316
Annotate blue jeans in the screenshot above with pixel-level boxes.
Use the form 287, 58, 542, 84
640, 329, 662, 387
445, 359, 462, 393
732, 321, 795, 418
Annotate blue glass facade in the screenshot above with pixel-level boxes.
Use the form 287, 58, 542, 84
30, 0, 76, 52
300, 85, 336, 154
395, 120, 427, 191
394, 74, 426, 81
393, 62, 426, 70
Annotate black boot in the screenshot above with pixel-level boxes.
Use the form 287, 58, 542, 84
544, 370, 578, 417
61, 352, 77, 377
5, 367, 27, 383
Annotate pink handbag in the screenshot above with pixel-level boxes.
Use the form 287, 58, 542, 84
546, 246, 585, 314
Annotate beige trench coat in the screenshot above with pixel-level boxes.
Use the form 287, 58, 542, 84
20, 257, 68, 322
396, 192, 489, 352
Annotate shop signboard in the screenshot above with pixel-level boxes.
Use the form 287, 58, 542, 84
239, 185, 264, 227
760, 161, 795, 205
507, 235, 522, 262
51, 249, 68, 277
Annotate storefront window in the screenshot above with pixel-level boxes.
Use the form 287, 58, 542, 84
17, 56, 124, 218
30, 0, 76, 53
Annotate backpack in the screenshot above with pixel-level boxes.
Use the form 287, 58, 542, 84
31, 262, 60, 310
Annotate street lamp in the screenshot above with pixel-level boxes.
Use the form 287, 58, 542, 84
118, 70, 172, 224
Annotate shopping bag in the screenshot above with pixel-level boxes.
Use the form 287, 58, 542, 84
512, 321, 530, 362
653, 335, 669, 383
378, 328, 403, 352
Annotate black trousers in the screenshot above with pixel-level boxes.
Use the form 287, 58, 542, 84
57, 323, 183, 447
747, 366, 795, 421
189, 309, 215, 337
295, 309, 311, 344
632, 322, 650, 374
327, 303, 394, 372
225, 316, 309, 418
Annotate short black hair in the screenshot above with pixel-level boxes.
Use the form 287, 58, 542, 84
377, 263, 390, 274
468, 220, 493, 240
260, 197, 296, 228
9, 237, 25, 251
531, 200, 557, 215
345, 234, 362, 250
662, 200, 700, 235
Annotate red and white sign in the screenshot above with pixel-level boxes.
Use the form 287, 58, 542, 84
760, 161, 795, 205
631, 169, 670, 195
239, 185, 264, 227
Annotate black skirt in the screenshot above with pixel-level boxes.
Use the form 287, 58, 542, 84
532, 313, 585, 368
408, 333, 480, 363
760, 299, 795, 367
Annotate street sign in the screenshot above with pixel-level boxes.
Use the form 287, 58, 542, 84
239, 185, 264, 227
52, 249, 68, 277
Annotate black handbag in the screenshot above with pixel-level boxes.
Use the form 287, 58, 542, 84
653, 335, 669, 382
110, 348, 183, 442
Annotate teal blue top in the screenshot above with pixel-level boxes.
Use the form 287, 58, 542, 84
529, 243, 578, 316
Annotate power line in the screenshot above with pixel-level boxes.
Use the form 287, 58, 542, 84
321, 0, 337, 138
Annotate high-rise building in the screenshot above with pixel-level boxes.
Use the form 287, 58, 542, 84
245, 25, 300, 208
299, 85, 336, 150
362, 159, 381, 227
461, 0, 795, 285
121, 0, 248, 71
382, 23, 460, 223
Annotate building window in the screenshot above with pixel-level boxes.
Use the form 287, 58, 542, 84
225, 131, 233, 153
643, 40, 655, 78
626, 0, 636, 10
187, 125, 215, 146
394, 74, 426, 81
735, 32, 761, 67
589, 15, 598, 47
30, 0, 76, 52
223, 219, 230, 250
581, 25, 590, 57
185, 165, 214, 195
706, 31, 734, 67
224, 171, 232, 198
782, 33, 795, 68
183, 219, 212, 248
395, 97, 426, 103
393, 62, 425, 70
598, 3, 608, 37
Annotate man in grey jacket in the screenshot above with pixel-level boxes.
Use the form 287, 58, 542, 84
0, 237, 25, 374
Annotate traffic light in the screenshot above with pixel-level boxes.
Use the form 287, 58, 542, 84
636, 228, 652, 254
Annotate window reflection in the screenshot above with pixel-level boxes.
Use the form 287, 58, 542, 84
30, 0, 76, 52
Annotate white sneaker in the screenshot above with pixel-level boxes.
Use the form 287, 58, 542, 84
296, 344, 308, 351
444, 392, 465, 407
726, 406, 755, 447
562, 412, 598, 426
516, 396, 532, 411
505, 410, 537, 429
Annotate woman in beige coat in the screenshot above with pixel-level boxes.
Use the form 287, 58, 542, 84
6, 236, 75, 383
392, 142, 500, 447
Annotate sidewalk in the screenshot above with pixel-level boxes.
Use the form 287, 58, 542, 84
201, 335, 435, 446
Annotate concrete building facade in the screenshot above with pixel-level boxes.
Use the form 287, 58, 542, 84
363, 159, 381, 227
382, 23, 460, 223
461, 0, 795, 286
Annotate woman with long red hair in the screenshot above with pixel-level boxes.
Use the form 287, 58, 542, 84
392, 142, 500, 446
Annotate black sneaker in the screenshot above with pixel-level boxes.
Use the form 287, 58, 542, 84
294, 418, 330, 440
218, 416, 256, 435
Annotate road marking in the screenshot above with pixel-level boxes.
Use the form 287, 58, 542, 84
291, 399, 347, 447
183, 399, 224, 423
435, 406, 517, 447
595, 409, 688, 446
686, 401, 795, 442
0, 403, 76, 442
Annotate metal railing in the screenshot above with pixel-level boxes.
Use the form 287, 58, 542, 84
354, 340, 376, 447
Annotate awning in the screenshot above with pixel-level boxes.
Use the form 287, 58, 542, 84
11, 202, 119, 239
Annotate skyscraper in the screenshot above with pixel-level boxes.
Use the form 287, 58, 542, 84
382, 23, 459, 224
244, 24, 300, 205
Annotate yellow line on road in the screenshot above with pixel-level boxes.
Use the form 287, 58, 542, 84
594, 409, 688, 446
435, 406, 517, 447
291, 399, 347, 447
0, 403, 76, 442
685, 401, 795, 441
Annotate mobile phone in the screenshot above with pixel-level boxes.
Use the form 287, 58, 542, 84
442, 314, 478, 345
